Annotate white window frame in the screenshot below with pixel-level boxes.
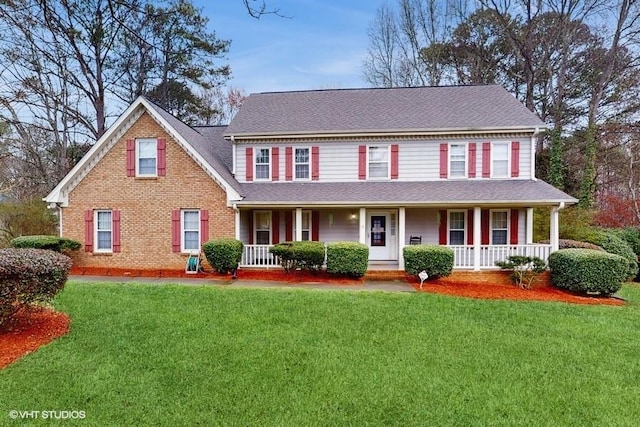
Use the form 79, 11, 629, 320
367, 145, 390, 180
449, 143, 467, 179
94, 210, 113, 253
292, 210, 312, 241
294, 147, 310, 181
491, 142, 510, 178
254, 210, 272, 245
136, 138, 157, 177
254, 147, 271, 181
448, 210, 466, 245
181, 210, 201, 253
490, 209, 509, 245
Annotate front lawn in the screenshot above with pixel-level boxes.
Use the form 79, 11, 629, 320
2, 282, 640, 425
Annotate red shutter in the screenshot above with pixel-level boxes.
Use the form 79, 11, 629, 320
112, 210, 121, 253
391, 144, 399, 179
245, 147, 253, 181
468, 143, 477, 178
482, 142, 491, 178
272, 211, 280, 244
510, 209, 519, 244
467, 209, 474, 245
200, 210, 209, 245
271, 147, 279, 181
285, 211, 293, 241
285, 147, 293, 181
439, 210, 447, 245
157, 138, 166, 176
248, 211, 254, 245
439, 144, 448, 178
481, 209, 490, 245
311, 211, 320, 241
358, 145, 367, 180
171, 210, 181, 252
312, 146, 320, 180
84, 210, 94, 252
511, 141, 520, 177
126, 139, 135, 177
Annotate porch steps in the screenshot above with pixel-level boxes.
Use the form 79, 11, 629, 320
364, 270, 409, 282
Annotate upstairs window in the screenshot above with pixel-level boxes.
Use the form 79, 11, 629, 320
492, 142, 509, 177
295, 148, 310, 180
368, 146, 389, 179
137, 139, 157, 176
255, 148, 270, 180
449, 144, 466, 178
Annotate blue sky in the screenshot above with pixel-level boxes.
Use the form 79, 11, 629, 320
198, 0, 383, 94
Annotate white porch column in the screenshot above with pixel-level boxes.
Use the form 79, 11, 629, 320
550, 206, 560, 252
526, 207, 534, 244
234, 207, 241, 240
295, 208, 303, 241
398, 207, 406, 270
473, 206, 482, 271
359, 207, 366, 244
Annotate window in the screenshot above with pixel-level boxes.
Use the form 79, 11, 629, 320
300, 211, 311, 240
137, 139, 157, 176
255, 148, 270, 180
295, 148, 310, 180
492, 142, 509, 177
254, 211, 271, 244
95, 210, 112, 252
182, 210, 200, 252
368, 146, 389, 179
449, 211, 466, 245
491, 210, 508, 245
449, 144, 466, 178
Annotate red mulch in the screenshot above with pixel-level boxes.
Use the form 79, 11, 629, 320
0, 308, 70, 370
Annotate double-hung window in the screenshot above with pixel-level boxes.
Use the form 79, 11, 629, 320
95, 210, 112, 252
295, 148, 310, 180
449, 144, 466, 178
137, 138, 157, 176
368, 146, 389, 179
255, 148, 270, 180
182, 210, 200, 252
449, 211, 466, 245
492, 142, 509, 177
254, 211, 271, 245
491, 210, 509, 245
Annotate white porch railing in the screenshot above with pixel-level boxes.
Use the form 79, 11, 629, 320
449, 244, 552, 269
240, 243, 553, 270
240, 244, 280, 268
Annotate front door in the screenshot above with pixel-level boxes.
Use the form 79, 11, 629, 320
367, 211, 396, 260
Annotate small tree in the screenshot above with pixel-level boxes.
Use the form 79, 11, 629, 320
495, 255, 547, 289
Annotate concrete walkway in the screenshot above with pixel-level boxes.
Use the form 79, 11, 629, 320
68, 275, 416, 293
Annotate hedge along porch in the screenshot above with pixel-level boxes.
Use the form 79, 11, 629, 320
235, 203, 563, 271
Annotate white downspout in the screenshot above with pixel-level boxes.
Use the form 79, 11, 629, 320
550, 202, 566, 253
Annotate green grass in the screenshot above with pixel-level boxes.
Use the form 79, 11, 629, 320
2, 282, 640, 426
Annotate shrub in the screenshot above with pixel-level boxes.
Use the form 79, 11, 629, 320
403, 245, 454, 279
326, 242, 369, 278
611, 227, 640, 256
11, 235, 81, 253
202, 238, 243, 274
495, 255, 547, 289
574, 228, 638, 280
0, 248, 71, 326
548, 249, 628, 296
269, 241, 325, 272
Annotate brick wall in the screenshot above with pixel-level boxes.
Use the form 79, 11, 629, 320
63, 112, 235, 270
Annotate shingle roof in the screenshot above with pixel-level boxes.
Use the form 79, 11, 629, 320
225, 85, 546, 136
236, 180, 577, 206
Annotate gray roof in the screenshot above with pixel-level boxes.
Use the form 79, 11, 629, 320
225, 85, 546, 137
236, 180, 577, 206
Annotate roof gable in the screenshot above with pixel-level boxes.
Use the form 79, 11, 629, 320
225, 85, 546, 138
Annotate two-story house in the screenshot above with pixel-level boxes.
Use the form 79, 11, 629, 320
45, 85, 576, 272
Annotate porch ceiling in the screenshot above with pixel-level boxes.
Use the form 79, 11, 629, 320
234, 180, 577, 207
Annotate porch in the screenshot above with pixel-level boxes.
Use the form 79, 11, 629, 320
239, 243, 552, 270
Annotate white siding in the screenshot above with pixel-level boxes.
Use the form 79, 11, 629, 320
404, 208, 439, 245
318, 210, 359, 242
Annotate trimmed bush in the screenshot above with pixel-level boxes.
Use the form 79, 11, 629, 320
202, 238, 243, 274
403, 245, 454, 279
548, 249, 628, 296
611, 227, 640, 256
11, 235, 81, 253
269, 241, 326, 272
575, 229, 638, 280
326, 242, 369, 278
0, 248, 71, 326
